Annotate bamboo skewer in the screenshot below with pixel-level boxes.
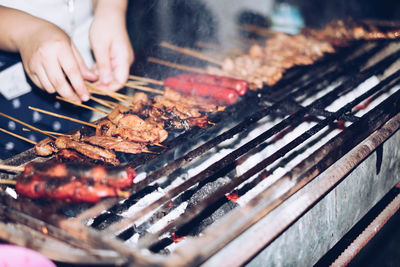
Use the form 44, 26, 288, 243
23, 128, 64, 136
56, 96, 108, 115
0, 127, 37, 145
90, 96, 118, 109
148, 57, 207, 74
160, 41, 223, 66
28, 107, 97, 128
0, 112, 56, 139
125, 82, 164, 95
0, 164, 24, 173
128, 75, 163, 86
85, 82, 132, 105
0, 179, 16, 186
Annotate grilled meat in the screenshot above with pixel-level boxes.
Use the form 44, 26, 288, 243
55, 136, 120, 166
82, 136, 147, 154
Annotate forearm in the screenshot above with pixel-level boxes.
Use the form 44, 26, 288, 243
92, 0, 128, 20
0, 5, 52, 52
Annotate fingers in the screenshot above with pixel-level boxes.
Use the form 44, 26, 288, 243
43, 56, 82, 103
58, 49, 90, 102
71, 44, 97, 82
29, 44, 90, 103
91, 41, 113, 85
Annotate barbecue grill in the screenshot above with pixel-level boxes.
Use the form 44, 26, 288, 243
1, 6, 400, 266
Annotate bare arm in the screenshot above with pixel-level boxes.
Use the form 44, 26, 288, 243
0, 5, 97, 102
90, 0, 134, 91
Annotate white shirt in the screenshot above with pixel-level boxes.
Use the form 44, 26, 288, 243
0, 0, 94, 99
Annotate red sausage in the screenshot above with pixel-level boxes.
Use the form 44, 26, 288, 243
163, 77, 239, 104
16, 174, 121, 203
22, 161, 136, 189
177, 74, 248, 96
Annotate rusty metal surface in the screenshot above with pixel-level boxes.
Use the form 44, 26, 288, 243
331, 185, 400, 266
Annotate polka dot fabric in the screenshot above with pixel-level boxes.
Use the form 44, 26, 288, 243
0, 88, 92, 160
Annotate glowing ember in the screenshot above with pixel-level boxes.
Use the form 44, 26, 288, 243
336, 120, 345, 130
354, 98, 372, 110
171, 232, 185, 243
226, 192, 240, 202
41, 226, 48, 235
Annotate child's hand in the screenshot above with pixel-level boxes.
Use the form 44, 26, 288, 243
17, 20, 97, 103
90, 0, 134, 91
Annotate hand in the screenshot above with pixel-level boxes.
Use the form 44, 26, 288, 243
18, 20, 97, 103
90, 1, 134, 91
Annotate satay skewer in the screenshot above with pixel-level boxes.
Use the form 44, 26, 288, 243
28, 107, 165, 150
160, 41, 223, 66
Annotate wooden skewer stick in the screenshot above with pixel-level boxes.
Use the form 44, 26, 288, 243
128, 75, 163, 86
0, 164, 24, 173
56, 96, 108, 115
86, 82, 133, 105
148, 57, 207, 74
0, 127, 37, 145
88, 88, 131, 106
90, 96, 118, 109
0, 179, 16, 186
125, 80, 149, 86
28, 107, 96, 128
22, 128, 64, 136
160, 42, 222, 66
0, 112, 55, 139
125, 82, 164, 95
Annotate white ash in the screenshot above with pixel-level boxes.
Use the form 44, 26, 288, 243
119, 174, 188, 226
353, 85, 400, 117
119, 74, 398, 250
299, 79, 343, 106
326, 76, 379, 112
237, 125, 342, 206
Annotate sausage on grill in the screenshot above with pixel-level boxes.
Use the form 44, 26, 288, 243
163, 77, 239, 104
177, 73, 248, 96
16, 173, 122, 203
22, 161, 136, 188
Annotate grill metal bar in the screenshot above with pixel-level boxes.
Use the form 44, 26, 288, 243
172, 84, 400, 267
137, 66, 400, 249
0, 41, 398, 265
40, 42, 388, 232
99, 47, 400, 237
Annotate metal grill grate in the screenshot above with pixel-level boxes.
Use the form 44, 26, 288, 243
1, 40, 400, 265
